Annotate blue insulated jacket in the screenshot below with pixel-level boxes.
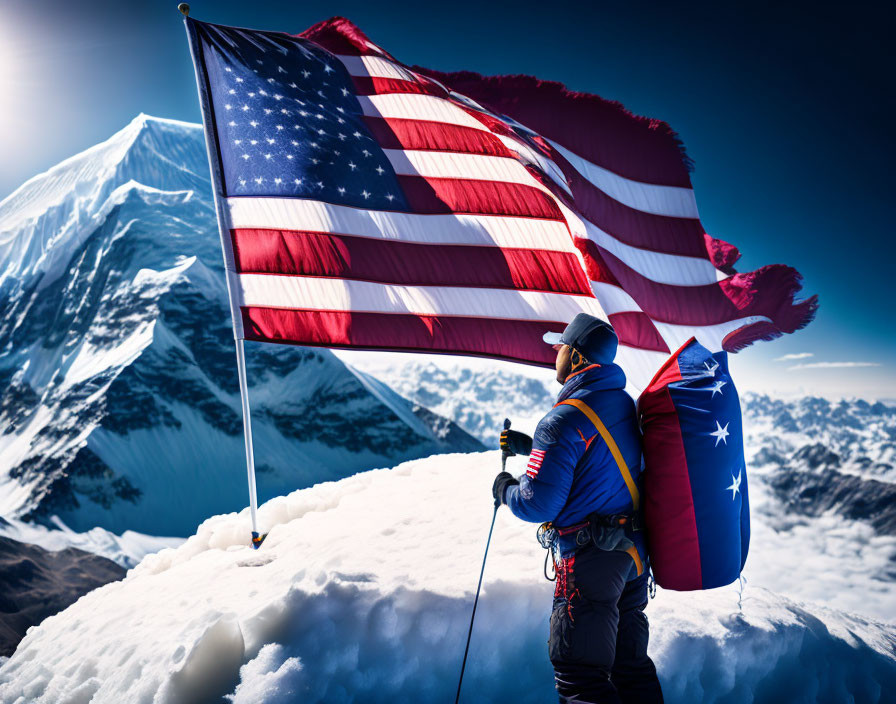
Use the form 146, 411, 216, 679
504, 364, 644, 531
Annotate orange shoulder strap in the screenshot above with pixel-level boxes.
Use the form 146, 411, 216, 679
556, 398, 640, 511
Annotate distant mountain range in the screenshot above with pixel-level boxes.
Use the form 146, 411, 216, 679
353, 358, 557, 444
741, 394, 896, 536
365, 360, 896, 540
0, 115, 482, 538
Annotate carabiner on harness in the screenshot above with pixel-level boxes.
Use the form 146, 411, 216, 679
536, 521, 555, 549
544, 549, 556, 582
537, 522, 557, 581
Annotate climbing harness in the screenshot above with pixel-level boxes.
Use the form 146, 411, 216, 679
544, 398, 646, 576
536, 509, 644, 584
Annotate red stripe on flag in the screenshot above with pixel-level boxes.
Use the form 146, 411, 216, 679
241, 307, 562, 366
398, 175, 565, 220
607, 312, 670, 353
230, 229, 593, 295
574, 238, 623, 287
553, 152, 710, 261
351, 76, 445, 97
363, 117, 512, 157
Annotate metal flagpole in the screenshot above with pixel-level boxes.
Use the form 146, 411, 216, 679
181, 2, 265, 549
235, 339, 262, 546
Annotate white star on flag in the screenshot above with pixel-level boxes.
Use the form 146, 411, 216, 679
711, 380, 727, 397
726, 468, 742, 499
704, 360, 720, 376
710, 420, 730, 446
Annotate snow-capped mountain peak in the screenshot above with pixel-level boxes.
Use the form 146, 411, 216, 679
0, 115, 206, 292
0, 115, 483, 537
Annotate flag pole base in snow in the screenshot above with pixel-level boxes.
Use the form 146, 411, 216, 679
235, 339, 263, 549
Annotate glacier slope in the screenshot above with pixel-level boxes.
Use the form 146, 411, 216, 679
0, 452, 892, 704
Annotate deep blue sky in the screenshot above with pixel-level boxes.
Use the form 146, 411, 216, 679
1, 0, 893, 397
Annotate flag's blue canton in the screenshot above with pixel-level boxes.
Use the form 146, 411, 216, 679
195, 22, 410, 211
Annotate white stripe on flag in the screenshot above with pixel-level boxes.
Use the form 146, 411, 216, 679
652, 316, 770, 353
226, 197, 578, 253
358, 93, 490, 131
337, 54, 415, 81
556, 202, 722, 287
232, 272, 609, 321
383, 149, 551, 191
496, 135, 573, 196
591, 281, 643, 316
615, 345, 670, 390
549, 139, 700, 218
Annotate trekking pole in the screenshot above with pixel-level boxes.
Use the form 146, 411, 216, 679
454, 418, 511, 704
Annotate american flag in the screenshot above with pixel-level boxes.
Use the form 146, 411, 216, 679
185, 17, 816, 389
527, 449, 547, 479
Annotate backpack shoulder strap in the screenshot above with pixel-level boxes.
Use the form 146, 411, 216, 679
556, 398, 640, 511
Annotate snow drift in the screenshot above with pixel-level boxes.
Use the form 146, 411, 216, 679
1, 453, 893, 703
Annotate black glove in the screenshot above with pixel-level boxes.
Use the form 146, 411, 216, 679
499, 429, 533, 456
492, 471, 519, 506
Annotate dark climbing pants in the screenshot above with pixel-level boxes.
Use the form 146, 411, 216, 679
549, 547, 664, 704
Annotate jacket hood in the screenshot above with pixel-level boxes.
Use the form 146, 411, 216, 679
557, 363, 627, 402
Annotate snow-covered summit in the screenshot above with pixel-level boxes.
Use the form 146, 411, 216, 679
0, 453, 892, 703
0, 115, 205, 290
0, 115, 482, 537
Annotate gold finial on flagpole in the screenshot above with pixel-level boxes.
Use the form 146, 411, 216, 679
178, 3, 190, 16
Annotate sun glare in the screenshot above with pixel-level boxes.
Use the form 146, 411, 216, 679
0, 22, 16, 129
0, 29, 8, 96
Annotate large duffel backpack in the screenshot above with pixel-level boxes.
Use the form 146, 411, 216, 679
637, 337, 749, 590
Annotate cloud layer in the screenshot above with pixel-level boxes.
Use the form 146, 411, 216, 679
774, 352, 814, 362
788, 361, 882, 371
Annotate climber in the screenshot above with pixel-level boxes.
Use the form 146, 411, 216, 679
492, 313, 664, 704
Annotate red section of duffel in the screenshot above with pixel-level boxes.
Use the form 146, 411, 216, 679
639, 343, 703, 590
